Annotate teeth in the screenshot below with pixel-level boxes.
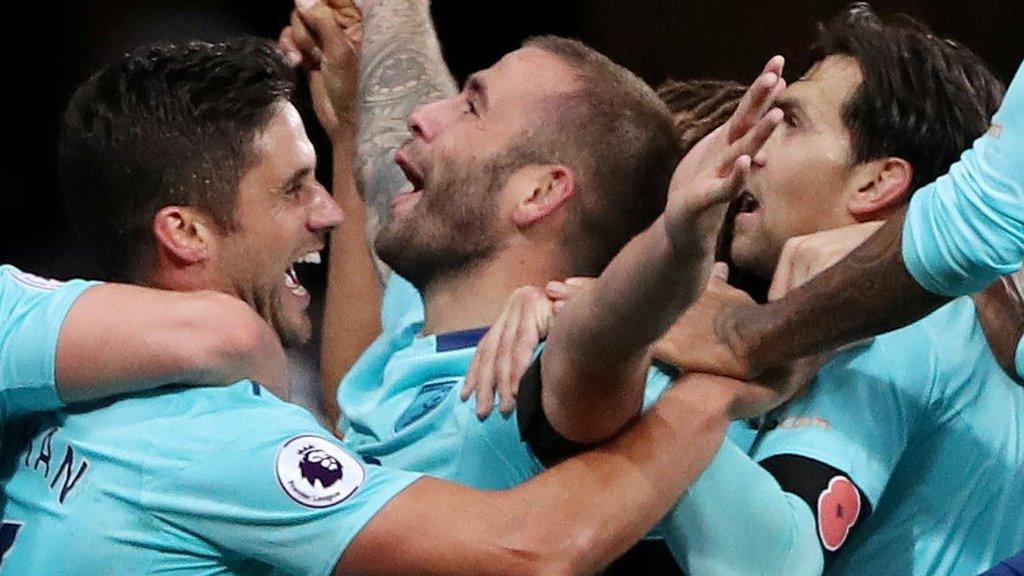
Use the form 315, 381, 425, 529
284, 269, 299, 288
297, 252, 322, 265
284, 269, 308, 297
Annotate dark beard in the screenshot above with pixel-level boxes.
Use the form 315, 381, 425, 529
374, 150, 527, 293
374, 193, 502, 293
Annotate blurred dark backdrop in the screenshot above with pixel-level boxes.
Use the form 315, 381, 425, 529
4, 0, 1023, 276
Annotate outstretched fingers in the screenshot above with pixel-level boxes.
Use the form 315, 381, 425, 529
726, 56, 786, 143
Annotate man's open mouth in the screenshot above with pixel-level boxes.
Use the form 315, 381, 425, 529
285, 251, 321, 297
736, 191, 760, 214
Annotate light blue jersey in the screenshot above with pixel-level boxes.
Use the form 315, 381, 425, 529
340, 320, 544, 488
340, 277, 821, 575
1, 382, 422, 575
0, 265, 98, 421
750, 297, 1024, 576
903, 60, 1024, 298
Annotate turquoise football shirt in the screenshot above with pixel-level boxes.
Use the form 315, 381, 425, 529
0, 265, 98, 420
1, 382, 422, 575
750, 297, 1024, 576
339, 276, 821, 575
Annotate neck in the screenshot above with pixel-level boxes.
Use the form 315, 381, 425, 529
419, 248, 564, 335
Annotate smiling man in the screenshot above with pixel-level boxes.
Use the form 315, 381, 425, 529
0, 33, 774, 576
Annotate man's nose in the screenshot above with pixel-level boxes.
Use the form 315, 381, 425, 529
407, 98, 459, 143
308, 183, 345, 231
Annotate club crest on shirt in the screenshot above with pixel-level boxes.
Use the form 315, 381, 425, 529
394, 379, 458, 432
276, 435, 364, 508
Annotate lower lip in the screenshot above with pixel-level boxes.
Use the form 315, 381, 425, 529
390, 190, 422, 213
733, 210, 760, 226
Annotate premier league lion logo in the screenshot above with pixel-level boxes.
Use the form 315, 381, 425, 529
298, 445, 344, 488
277, 435, 365, 508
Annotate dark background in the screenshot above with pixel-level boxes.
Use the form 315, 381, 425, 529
4, 0, 1023, 277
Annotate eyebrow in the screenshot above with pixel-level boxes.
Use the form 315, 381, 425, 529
464, 73, 489, 110
775, 96, 810, 122
280, 166, 313, 192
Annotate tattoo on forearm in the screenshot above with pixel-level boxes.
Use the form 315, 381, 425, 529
356, 0, 457, 252
741, 210, 947, 367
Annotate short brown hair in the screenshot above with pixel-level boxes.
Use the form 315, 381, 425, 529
521, 36, 684, 277
60, 38, 295, 282
812, 3, 1003, 192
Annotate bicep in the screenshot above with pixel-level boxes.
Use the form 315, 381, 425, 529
55, 286, 259, 400
973, 272, 1024, 382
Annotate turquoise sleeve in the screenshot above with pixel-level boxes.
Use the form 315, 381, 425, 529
145, 410, 423, 576
0, 265, 99, 417
1016, 336, 1024, 381
903, 60, 1024, 296
658, 439, 823, 576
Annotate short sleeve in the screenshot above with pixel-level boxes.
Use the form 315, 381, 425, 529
0, 266, 99, 417
145, 411, 423, 576
751, 343, 919, 506
902, 60, 1024, 296
381, 274, 424, 335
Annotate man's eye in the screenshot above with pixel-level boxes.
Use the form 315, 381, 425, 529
464, 98, 478, 116
285, 185, 302, 197
782, 111, 799, 128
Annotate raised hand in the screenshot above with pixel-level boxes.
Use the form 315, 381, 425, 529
462, 278, 595, 418
280, 0, 363, 141
664, 57, 786, 255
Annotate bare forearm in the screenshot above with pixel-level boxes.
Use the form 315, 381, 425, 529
505, 383, 730, 576
322, 138, 384, 419
730, 210, 947, 372
544, 217, 710, 440
356, 0, 456, 245
342, 380, 730, 576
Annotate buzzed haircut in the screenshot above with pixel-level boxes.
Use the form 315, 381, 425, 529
813, 3, 1004, 192
521, 36, 685, 277
60, 37, 295, 282
657, 78, 746, 153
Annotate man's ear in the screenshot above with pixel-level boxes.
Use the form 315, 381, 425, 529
512, 165, 577, 228
152, 206, 216, 265
848, 157, 913, 220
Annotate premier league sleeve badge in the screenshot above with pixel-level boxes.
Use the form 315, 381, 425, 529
276, 435, 366, 508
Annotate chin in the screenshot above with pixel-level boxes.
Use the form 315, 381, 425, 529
274, 315, 312, 348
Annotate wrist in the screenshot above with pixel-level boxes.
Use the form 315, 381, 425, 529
720, 301, 766, 377
658, 214, 710, 265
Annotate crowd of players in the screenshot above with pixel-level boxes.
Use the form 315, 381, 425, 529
1, 0, 1023, 574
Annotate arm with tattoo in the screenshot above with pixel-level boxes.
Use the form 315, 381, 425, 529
721, 209, 948, 376
356, 0, 457, 259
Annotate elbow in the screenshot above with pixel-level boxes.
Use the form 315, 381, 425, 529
188, 292, 271, 376
494, 521, 604, 576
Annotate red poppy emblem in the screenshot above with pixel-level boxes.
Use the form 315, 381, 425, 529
817, 476, 861, 551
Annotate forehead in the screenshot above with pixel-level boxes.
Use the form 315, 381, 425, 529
784, 55, 864, 125
251, 102, 315, 167
478, 47, 580, 103
235, 102, 315, 212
